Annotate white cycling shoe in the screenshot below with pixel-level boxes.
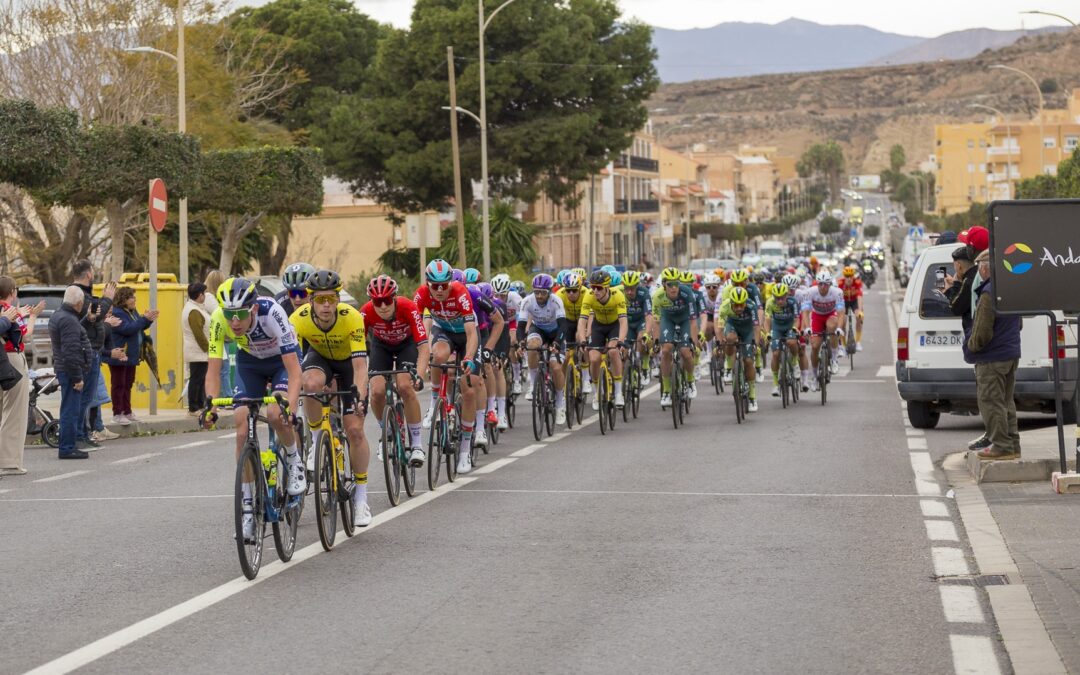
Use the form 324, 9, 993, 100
582, 380, 593, 394
829, 361, 840, 375
241, 512, 255, 541
688, 382, 698, 399
422, 406, 435, 429
660, 392, 672, 409
497, 414, 509, 430
474, 427, 488, 448
615, 390, 625, 409
352, 494, 373, 527
408, 447, 426, 467
286, 461, 307, 496
771, 385, 780, 397
524, 384, 535, 401
556, 407, 566, 425
748, 399, 759, 413
512, 380, 523, 395
457, 454, 472, 474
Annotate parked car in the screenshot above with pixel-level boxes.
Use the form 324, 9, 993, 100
895, 243, 1077, 428
687, 258, 723, 275
255, 275, 361, 310
17, 285, 67, 368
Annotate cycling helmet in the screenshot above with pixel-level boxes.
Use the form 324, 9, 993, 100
782, 273, 800, 288
464, 267, 481, 284
367, 274, 398, 299
491, 273, 511, 294
589, 270, 612, 288
452, 269, 466, 283
642, 272, 654, 285
816, 270, 834, 285
425, 259, 453, 283
601, 264, 617, 275
610, 270, 623, 288
282, 262, 315, 291
809, 256, 818, 265
509, 280, 526, 294
478, 282, 494, 299
306, 269, 342, 293
679, 270, 694, 284
563, 272, 583, 290
219, 277, 258, 310
729, 269, 749, 284
622, 270, 641, 287
532, 273, 554, 291
556, 269, 570, 286
571, 267, 587, 280
729, 287, 749, 305
703, 273, 721, 286
752, 272, 765, 284
772, 283, 790, 298
843, 265, 856, 278
660, 267, 681, 283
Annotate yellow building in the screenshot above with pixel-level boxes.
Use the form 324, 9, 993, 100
934, 123, 991, 215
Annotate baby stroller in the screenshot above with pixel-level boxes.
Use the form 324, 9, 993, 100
26, 368, 60, 448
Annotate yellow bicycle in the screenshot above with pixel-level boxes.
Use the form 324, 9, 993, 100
564, 342, 587, 426
592, 347, 617, 435
303, 390, 355, 551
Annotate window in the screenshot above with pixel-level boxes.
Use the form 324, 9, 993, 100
967, 163, 974, 173
980, 186, 987, 197
1044, 137, 1057, 148
1045, 164, 1059, 176
979, 139, 987, 148
919, 265, 955, 319
967, 140, 974, 149
979, 163, 986, 173
968, 186, 975, 198
1067, 136, 1079, 150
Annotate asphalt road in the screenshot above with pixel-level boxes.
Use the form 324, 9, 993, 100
1, 272, 1009, 674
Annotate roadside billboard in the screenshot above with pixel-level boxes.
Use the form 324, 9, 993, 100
989, 200, 1080, 314
850, 175, 881, 190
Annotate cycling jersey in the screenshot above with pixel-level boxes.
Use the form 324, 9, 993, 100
837, 278, 863, 305
360, 297, 427, 346
517, 293, 566, 332
208, 298, 298, 360
624, 289, 652, 325
556, 287, 587, 323
290, 303, 367, 361
467, 285, 493, 331
718, 296, 760, 331
702, 290, 723, 316
581, 288, 627, 325
651, 285, 698, 323
414, 281, 475, 333
802, 286, 846, 315
765, 296, 799, 334
503, 290, 524, 328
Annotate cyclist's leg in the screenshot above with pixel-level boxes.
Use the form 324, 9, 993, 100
367, 339, 392, 422
426, 329, 452, 418
770, 333, 782, 385
232, 351, 268, 458
856, 308, 864, 346
327, 357, 369, 492
678, 321, 695, 379
658, 316, 676, 393
301, 353, 329, 432
825, 314, 841, 360
525, 332, 542, 390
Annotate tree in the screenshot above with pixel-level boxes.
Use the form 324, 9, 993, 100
889, 144, 906, 173
314, 0, 658, 214
190, 146, 324, 273
797, 141, 845, 207
0, 99, 78, 188
864, 224, 881, 238
818, 216, 841, 235
1016, 174, 1060, 199
1040, 77, 1059, 94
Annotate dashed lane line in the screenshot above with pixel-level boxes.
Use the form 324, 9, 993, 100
940, 586, 985, 624
925, 520, 960, 542
112, 453, 162, 465
949, 635, 1001, 675
455, 488, 938, 499
33, 471, 92, 483
170, 440, 214, 450
920, 499, 950, 518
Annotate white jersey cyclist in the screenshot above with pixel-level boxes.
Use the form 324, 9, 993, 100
517, 292, 566, 333
208, 297, 299, 360
801, 284, 845, 316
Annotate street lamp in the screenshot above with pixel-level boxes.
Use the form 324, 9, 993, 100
123, 0, 187, 283
1021, 9, 1077, 26
969, 103, 1015, 199
478, 0, 523, 279
989, 63, 1045, 173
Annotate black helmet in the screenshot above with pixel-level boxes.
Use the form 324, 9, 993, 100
306, 269, 342, 293
588, 270, 612, 288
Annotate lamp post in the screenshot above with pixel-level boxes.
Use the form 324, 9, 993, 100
969, 103, 1015, 199
478, 0, 523, 279
989, 63, 1045, 173
124, 0, 187, 282
1020, 9, 1077, 27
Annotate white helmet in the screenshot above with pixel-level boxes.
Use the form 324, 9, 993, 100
491, 273, 511, 294
782, 274, 800, 288
815, 270, 833, 285
703, 273, 722, 286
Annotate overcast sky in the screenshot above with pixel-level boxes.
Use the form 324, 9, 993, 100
350, 0, 1076, 37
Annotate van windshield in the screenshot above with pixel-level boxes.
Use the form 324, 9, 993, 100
919, 265, 954, 319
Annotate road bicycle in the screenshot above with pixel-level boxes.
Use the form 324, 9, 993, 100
774, 333, 800, 409
210, 396, 305, 580
500, 352, 517, 429
709, 337, 725, 395
590, 346, 618, 435
813, 331, 834, 406
370, 367, 419, 508
565, 342, 587, 426
427, 361, 467, 488
527, 344, 557, 441
303, 390, 357, 552
730, 342, 753, 424
624, 341, 643, 420
667, 335, 693, 429
845, 308, 857, 371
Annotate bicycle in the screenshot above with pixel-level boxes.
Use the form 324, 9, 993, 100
774, 333, 800, 409
527, 345, 557, 441
845, 308, 857, 371
209, 396, 304, 580
565, 343, 587, 426
730, 342, 753, 424
813, 331, 834, 406
500, 352, 517, 429
370, 367, 419, 508
303, 389, 357, 552
709, 337, 725, 395
427, 362, 467, 489
624, 342, 642, 420
591, 346, 617, 435
667, 335, 693, 429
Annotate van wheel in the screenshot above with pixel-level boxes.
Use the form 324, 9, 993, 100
1061, 403, 1077, 426
907, 402, 940, 429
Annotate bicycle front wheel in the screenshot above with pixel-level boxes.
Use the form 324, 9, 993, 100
381, 409, 402, 507
313, 431, 338, 551
564, 361, 576, 430
399, 405, 417, 498
598, 370, 608, 435
235, 443, 266, 580
734, 361, 745, 424
338, 432, 356, 538
531, 374, 545, 441
426, 403, 444, 490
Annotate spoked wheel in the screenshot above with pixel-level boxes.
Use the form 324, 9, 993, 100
606, 373, 617, 432
671, 363, 681, 430
314, 431, 338, 551
780, 365, 789, 409
399, 405, 417, 499
338, 431, 356, 538
235, 444, 266, 580
445, 400, 460, 483
714, 349, 725, 394
574, 368, 586, 424
629, 363, 641, 419
506, 394, 516, 428
544, 379, 556, 437
564, 362, 576, 430
531, 374, 545, 442
427, 404, 444, 491
790, 360, 801, 405
818, 352, 829, 406
271, 448, 298, 562
381, 409, 402, 507
734, 363, 745, 424
598, 370, 609, 435
42, 419, 60, 448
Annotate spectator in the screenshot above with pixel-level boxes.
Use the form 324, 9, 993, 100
182, 282, 211, 415
105, 287, 158, 426
944, 245, 987, 451
0, 277, 45, 474
49, 286, 94, 459
967, 249, 1022, 460
202, 270, 233, 396
72, 260, 120, 447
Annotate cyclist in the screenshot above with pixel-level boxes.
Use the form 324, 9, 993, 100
415, 259, 484, 475
205, 277, 303, 541
492, 273, 523, 415
519, 273, 569, 425
801, 270, 846, 387
555, 272, 589, 394
622, 270, 654, 387
782, 272, 811, 390
362, 274, 429, 467
290, 270, 373, 525
579, 269, 628, 410
764, 283, 806, 397
484, 281, 513, 430
652, 267, 700, 409
464, 267, 481, 284
719, 286, 760, 412
701, 273, 723, 378
837, 264, 865, 352
470, 281, 505, 443
276, 262, 316, 317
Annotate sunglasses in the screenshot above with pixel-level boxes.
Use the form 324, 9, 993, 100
429, 282, 450, 292
312, 294, 338, 305
288, 289, 310, 300
590, 285, 608, 292
565, 288, 581, 294
372, 296, 394, 308
223, 308, 252, 321
663, 281, 680, 288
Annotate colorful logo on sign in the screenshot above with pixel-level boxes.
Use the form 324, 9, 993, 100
1003, 242, 1033, 274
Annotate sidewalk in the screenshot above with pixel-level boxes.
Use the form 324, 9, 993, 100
32, 404, 233, 443
966, 424, 1077, 483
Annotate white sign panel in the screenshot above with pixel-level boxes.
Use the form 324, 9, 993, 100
405, 213, 442, 248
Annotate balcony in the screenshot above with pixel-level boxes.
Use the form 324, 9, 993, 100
986, 173, 1016, 183
613, 154, 660, 173
986, 146, 1020, 157
615, 199, 660, 214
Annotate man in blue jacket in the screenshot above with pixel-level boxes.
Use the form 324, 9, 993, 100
48, 287, 94, 459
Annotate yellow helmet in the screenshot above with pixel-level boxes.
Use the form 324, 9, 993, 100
729, 287, 749, 304
679, 270, 694, 284
773, 283, 789, 297
843, 265, 856, 278
730, 269, 749, 284
622, 270, 641, 287
661, 267, 681, 283
571, 267, 587, 279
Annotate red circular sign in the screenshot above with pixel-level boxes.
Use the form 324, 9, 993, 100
149, 178, 168, 233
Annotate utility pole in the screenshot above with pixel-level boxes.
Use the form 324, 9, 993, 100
447, 46, 467, 269
588, 174, 596, 269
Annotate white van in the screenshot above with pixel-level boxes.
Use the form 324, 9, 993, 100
895, 243, 1077, 428
759, 240, 786, 267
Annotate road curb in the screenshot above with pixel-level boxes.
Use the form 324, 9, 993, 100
965, 451, 1074, 483
943, 452, 1067, 674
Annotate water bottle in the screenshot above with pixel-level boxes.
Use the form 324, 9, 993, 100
261, 449, 277, 487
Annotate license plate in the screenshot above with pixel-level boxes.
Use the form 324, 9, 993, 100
919, 333, 962, 347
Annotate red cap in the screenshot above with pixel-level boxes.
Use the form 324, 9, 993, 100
958, 229, 970, 244
966, 226, 989, 252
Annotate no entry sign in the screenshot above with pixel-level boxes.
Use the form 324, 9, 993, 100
149, 178, 168, 233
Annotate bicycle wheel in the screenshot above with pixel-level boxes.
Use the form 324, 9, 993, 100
564, 360, 576, 430
818, 346, 829, 406
574, 368, 586, 425
446, 395, 461, 483
606, 371, 617, 431
714, 347, 725, 394
780, 360, 789, 409
42, 419, 60, 448
381, 408, 402, 507
235, 443, 266, 580
671, 359, 681, 430
790, 356, 800, 405
271, 458, 299, 563
427, 403, 444, 490
629, 360, 641, 419
544, 378, 555, 437
313, 430, 338, 551
506, 393, 516, 428
598, 369, 608, 435
734, 359, 745, 424
531, 373, 544, 441
338, 431, 356, 538
400, 404, 417, 499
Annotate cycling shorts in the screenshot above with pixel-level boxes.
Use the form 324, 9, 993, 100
589, 321, 621, 348
368, 337, 418, 376
626, 319, 646, 343
234, 350, 288, 405
301, 350, 359, 415
810, 311, 836, 335
659, 316, 692, 346
431, 325, 472, 363
528, 325, 564, 350
724, 322, 756, 345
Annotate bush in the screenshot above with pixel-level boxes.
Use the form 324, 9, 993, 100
864, 224, 881, 238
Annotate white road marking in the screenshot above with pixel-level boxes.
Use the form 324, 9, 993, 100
510, 444, 546, 458
876, 365, 893, 378
949, 635, 1001, 675
547, 432, 570, 442
907, 437, 928, 450
170, 440, 214, 450
940, 586, 985, 624
905, 427, 924, 436
456, 489, 933, 498
469, 457, 517, 475
920, 499, 949, 518
925, 519, 960, 542
0, 489, 10, 495
216, 433, 234, 439
112, 453, 162, 465
932, 547, 971, 577
33, 471, 91, 483
0, 495, 232, 502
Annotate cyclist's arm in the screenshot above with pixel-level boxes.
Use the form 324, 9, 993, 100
617, 315, 628, 344
463, 320, 479, 365
205, 358, 222, 401
205, 312, 226, 402
282, 349, 302, 415
576, 314, 588, 344
416, 339, 431, 378
485, 307, 504, 350
351, 354, 369, 406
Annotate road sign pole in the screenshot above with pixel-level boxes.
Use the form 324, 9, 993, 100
149, 225, 158, 416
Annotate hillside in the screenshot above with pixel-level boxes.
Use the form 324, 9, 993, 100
648, 31, 1080, 174
868, 26, 1068, 66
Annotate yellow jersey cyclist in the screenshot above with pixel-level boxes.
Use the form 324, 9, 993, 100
652, 267, 701, 408
556, 272, 590, 392
289, 269, 374, 526
719, 285, 761, 412
621, 270, 655, 387
579, 269, 628, 410
763, 283, 808, 398
205, 277, 304, 542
